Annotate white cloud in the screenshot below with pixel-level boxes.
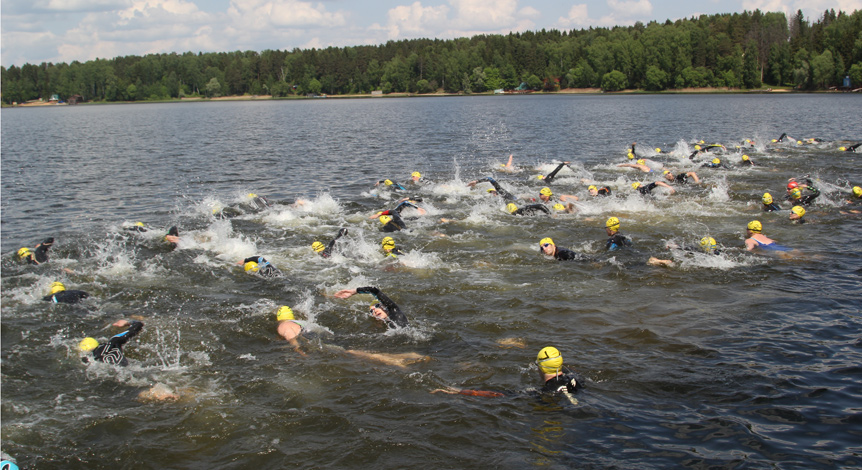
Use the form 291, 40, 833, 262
227, 0, 348, 29
557, 4, 592, 28
607, 0, 652, 17
384, 1, 450, 38
449, 0, 519, 29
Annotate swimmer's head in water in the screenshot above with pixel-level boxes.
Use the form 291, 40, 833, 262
631, 182, 641, 190
369, 303, 389, 320
540, 187, 552, 197
789, 188, 802, 200
384, 179, 393, 186
379, 215, 393, 225
712, 158, 720, 165
311, 241, 325, 253
50, 281, 66, 294
506, 203, 519, 214
762, 193, 773, 204
606, 217, 620, 232
79, 337, 99, 352
553, 203, 565, 211
840, 146, 847, 151
853, 186, 862, 198
636, 159, 646, 165
381, 237, 396, 251
536, 174, 545, 180
276, 306, 294, 321
244, 261, 259, 273
536, 346, 563, 374
787, 181, 799, 190
17, 247, 31, 259
588, 185, 597, 191
247, 193, 258, 199
695, 145, 702, 150
791, 205, 805, 219
742, 155, 750, 162
411, 171, 421, 179
627, 152, 635, 160
654, 148, 661, 153
747, 220, 762, 233
487, 188, 497, 194
135, 221, 145, 228
167, 226, 179, 237
539, 237, 554, 247
700, 237, 717, 253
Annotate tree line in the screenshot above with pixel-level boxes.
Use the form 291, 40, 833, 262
2, 9, 861, 104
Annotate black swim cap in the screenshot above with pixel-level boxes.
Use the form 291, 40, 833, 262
42, 237, 55, 245
168, 226, 179, 237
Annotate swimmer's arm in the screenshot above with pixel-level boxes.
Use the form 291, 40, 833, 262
654, 181, 675, 193
559, 194, 579, 202
431, 386, 505, 398
744, 239, 757, 251
685, 172, 700, 183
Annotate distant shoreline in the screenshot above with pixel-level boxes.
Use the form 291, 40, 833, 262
8, 86, 846, 108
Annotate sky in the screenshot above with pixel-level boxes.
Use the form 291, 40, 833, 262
2, 0, 860, 67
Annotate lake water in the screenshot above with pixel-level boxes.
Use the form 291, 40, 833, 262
2, 94, 862, 469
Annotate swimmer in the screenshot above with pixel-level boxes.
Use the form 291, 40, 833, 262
79, 319, 144, 366
537, 161, 572, 184
275, 306, 307, 356
507, 203, 550, 216
662, 170, 700, 185
701, 157, 728, 169
375, 212, 407, 232
381, 236, 404, 257
631, 181, 675, 195
238, 256, 283, 278
839, 143, 861, 152
212, 203, 242, 220
375, 179, 407, 190
334, 286, 409, 329
18, 237, 54, 265
786, 184, 820, 207
42, 281, 89, 304
740, 155, 753, 166
164, 226, 180, 246
647, 236, 721, 267
605, 217, 632, 251
467, 177, 517, 200
431, 346, 581, 402
124, 222, 148, 233
499, 154, 516, 172
410, 171, 423, 184
538, 187, 577, 213
761, 193, 782, 212
687, 143, 725, 160
744, 220, 793, 253
789, 205, 806, 224
312, 228, 349, 258
618, 159, 654, 173
539, 237, 590, 261
587, 185, 612, 197
241, 193, 272, 212
772, 133, 788, 143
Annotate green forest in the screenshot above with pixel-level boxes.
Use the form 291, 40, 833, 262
2, 9, 861, 104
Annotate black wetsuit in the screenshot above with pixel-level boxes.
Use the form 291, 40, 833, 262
384, 247, 404, 258
319, 228, 348, 258
43, 290, 89, 304
553, 247, 590, 261
701, 161, 729, 169
377, 180, 407, 190
843, 143, 861, 152
85, 321, 144, 366
541, 372, 581, 395
606, 233, 632, 251
775, 133, 788, 143
763, 202, 783, 212
242, 256, 283, 277
33, 238, 53, 264
594, 187, 612, 197
542, 163, 569, 184
637, 183, 659, 195
513, 204, 551, 216
356, 286, 409, 328
688, 145, 724, 160
786, 187, 821, 207
475, 177, 517, 201
379, 210, 407, 232
672, 173, 693, 184
241, 196, 271, 212
125, 225, 148, 233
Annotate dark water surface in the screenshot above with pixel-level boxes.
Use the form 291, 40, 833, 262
2, 94, 862, 469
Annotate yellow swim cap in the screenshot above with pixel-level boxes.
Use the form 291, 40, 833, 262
631, 182, 641, 189
276, 306, 294, 321
540, 187, 552, 196
247, 193, 258, 198
695, 145, 702, 150
311, 241, 325, 253
662, 170, 671, 175
762, 193, 773, 204
536, 346, 563, 374
742, 155, 749, 161
771, 139, 777, 143
627, 152, 635, 160
384, 179, 393, 186
655, 148, 661, 153
79, 337, 99, 352
553, 203, 565, 211
853, 186, 862, 197
797, 140, 803, 145
700, 237, 717, 252
17, 247, 31, 258
411, 171, 421, 178
636, 159, 645, 165
381, 237, 395, 250
50, 281, 66, 294
790, 188, 802, 199
379, 215, 393, 225
606, 216, 620, 229
539, 237, 554, 246
244, 261, 259, 272
747, 220, 762, 233
839, 147, 847, 151
135, 221, 145, 227
506, 203, 519, 214
791, 206, 805, 218
712, 158, 720, 164
487, 188, 497, 193
588, 185, 597, 191
537, 175, 545, 180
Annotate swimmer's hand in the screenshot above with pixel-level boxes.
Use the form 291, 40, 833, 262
431, 386, 461, 395
334, 289, 357, 299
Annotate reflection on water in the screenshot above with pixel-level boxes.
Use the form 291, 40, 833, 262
2, 94, 862, 468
